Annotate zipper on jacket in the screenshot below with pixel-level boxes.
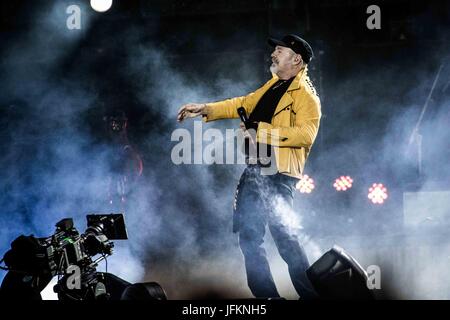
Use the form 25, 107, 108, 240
265, 131, 288, 142
273, 103, 293, 117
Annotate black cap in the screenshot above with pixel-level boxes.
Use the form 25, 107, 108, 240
268, 34, 314, 63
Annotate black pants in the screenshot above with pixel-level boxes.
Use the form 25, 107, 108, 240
233, 166, 317, 299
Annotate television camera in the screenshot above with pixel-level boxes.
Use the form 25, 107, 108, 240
0, 213, 166, 300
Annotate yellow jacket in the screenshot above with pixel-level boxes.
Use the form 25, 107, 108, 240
203, 67, 321, 179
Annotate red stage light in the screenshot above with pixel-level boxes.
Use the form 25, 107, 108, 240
333, 175, 354, 191
368, 183, 388, 204
296, 174, 315, 194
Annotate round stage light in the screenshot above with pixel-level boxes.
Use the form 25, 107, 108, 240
296, 174, 315, 194
333, 175, 353, 191
368, 183, 388, 204
90, 0, 113, 12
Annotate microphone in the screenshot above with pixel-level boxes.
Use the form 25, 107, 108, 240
237, 107, 257, 149
238, 107, 258, 131
237, 107, 248, 124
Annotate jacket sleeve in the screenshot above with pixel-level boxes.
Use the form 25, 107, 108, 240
256, 92, 321, 148
202, 79, 274, 122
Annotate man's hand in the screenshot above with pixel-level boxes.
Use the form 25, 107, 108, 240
177, 103, 206, 122
240, 122, 250, 137
240, 121, 258, 145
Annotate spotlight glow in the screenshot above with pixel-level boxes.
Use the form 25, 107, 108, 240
368, 183, 388, 204
333, 175, 354, 191
90, 0, 113, 12
296, 175, 315, 194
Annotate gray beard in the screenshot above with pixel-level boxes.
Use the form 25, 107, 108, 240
270, 63, 278, 74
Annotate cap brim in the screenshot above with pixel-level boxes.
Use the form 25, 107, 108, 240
268, 38, 287, 48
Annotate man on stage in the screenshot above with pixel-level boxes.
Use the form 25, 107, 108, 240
177, 34, 321, 299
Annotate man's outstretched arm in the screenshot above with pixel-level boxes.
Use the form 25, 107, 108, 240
177, 78, 275, 123
177, 96, 249, 123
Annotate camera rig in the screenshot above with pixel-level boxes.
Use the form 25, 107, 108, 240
0, 213, 166, 301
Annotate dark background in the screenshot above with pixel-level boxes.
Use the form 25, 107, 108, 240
0, 0, 449, 299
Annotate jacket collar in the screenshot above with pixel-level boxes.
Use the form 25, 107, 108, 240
269, 66, 308, 116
